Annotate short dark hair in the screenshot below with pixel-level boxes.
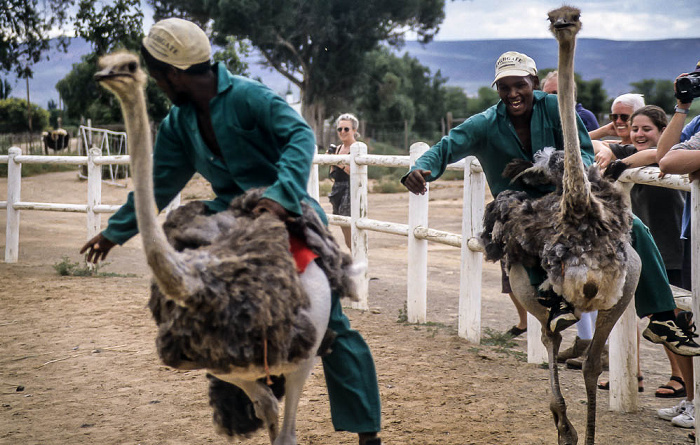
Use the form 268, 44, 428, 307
630, 105, 668, 131
140, 44, 212, 75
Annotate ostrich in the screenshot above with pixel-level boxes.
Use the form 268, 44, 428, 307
94, 51, 347, 445
480, 6, 641, 444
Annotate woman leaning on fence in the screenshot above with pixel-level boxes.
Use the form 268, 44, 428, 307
328, 113, 359, 250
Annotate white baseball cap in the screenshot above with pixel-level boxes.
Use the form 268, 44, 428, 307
492, 51, 538, 86
142, 18, 211, 70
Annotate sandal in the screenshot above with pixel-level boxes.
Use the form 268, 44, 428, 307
507, 325, 527, 337
597, 375, 644, 392
655, 375, 686, 398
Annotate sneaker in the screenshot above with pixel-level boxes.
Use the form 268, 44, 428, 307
658, 399, 692, 421
643, 319, 700, 356
548, 299, 579, 333
672, 402, 695, 428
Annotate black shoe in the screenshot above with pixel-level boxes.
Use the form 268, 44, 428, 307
643, 318, 700, 356
507, 325, 527, 337
548, 299, 579, 333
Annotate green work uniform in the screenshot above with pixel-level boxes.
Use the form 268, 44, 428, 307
404, 90, 674, 317
103, 63, 381, 433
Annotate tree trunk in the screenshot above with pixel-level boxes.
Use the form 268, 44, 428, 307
301, 95, 326, 150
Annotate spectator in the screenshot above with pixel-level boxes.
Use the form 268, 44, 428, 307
541, 70, 599, 131
592, 93, 645, 170
655, 63, 700, 431
328, 113, 359, 250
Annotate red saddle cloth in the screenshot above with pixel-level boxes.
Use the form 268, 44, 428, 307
289, 236, 318, 273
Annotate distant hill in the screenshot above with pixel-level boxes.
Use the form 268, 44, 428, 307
401, 38, 700, 97
4, 37, 700, 109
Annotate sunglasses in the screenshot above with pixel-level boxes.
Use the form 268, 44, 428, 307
609, 113, 630, 122
337, 127, 352, 133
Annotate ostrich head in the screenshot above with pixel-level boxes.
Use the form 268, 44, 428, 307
94, 51, 147, 98
548, 6, 581, 41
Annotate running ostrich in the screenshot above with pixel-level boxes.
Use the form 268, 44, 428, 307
480, 7, 641, 444
94, 51, 350, 445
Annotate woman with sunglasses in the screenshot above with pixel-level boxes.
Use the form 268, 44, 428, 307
596, 105, 693, 405
591, 93, 645, 169
328, 113, 360, 249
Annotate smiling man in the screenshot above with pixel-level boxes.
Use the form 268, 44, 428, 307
402, 51, 700, 356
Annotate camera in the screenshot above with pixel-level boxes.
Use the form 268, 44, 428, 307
676, 73, 700, 103
327, 143, 338, 154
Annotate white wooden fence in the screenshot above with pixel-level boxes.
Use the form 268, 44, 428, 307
2, 141, 700, 422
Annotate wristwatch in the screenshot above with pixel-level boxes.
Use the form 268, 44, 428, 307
674, 105, 690, 115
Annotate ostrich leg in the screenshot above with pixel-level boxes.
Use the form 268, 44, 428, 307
581, 248, 640, 445
274, 357, 318, 445
544, 329, 578, 445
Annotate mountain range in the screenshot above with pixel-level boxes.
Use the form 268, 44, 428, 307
4, 37, 700, 109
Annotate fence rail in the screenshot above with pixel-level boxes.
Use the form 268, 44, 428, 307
2, 141, 699, 417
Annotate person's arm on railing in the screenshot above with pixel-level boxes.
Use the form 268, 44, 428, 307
657, 74, 693, 164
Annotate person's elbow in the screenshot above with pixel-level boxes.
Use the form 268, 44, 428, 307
658, 152, 677, 174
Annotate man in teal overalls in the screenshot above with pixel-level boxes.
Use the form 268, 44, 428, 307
403, 51, 700, 357
81, 18, 381, 445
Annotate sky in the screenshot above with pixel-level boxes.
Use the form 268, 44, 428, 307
428, 0, 700, 41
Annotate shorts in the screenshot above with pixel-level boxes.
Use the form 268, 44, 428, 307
500, 260, 512, 294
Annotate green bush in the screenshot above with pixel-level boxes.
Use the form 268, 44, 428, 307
0, 98, 49, 133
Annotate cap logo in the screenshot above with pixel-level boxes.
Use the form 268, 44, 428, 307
150, 34, 179, 55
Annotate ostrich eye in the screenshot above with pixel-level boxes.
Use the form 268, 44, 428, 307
573, 15, 580, 21
128, 61, 137, 73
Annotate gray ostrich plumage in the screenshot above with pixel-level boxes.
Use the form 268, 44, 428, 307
94, 50, 355, 441
479, 7, 641, 444
150, 189, 356, 372
480, 6, 633, 312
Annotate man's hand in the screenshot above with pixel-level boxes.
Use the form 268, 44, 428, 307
402, 169, 432, 195
690, 170, 700, 183
252, 198, 290, 221
80, 233, 116, 264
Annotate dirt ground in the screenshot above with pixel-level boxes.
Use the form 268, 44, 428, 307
0, 170, 694, 444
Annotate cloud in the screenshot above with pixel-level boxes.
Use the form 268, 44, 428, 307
432, 0, 700, 41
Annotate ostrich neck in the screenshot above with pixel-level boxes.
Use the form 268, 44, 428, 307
121, 89, 197, 301
557, 37, 590, 214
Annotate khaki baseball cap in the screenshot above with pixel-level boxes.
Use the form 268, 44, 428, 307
142, 18, 211, 70
492, 51, 537, 86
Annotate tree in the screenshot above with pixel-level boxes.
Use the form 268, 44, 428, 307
213, 36, 252, 76
0, 98, 49, 133
0, 0, 71, 78
630, 79, 676, 113
73, 0, 144, 56
466, 87, 499, 116
149, 0, 446, 134
0, 78, 11, 99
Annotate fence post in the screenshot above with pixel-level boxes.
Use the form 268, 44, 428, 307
5, 147, 22, 263
691, 180, 700, 443
526, 314, 547, 363
407, 142, 429, 323
350, 142, 369, 310
609, 297, 639, 412
86, 147, 102, 241
307, 154, 320, 202
458, 157, 485, 342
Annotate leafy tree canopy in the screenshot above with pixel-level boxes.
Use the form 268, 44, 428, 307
0, 0, 71, 78
630, 79, 676, 114
73, 0, 144, 55
149, 0, 446, 130
0, 97, 49, 132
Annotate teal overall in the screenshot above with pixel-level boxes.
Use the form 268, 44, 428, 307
404, 91, 675, 317
104, 63, 381, 433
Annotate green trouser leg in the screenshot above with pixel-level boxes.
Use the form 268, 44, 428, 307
321, 294, 381, 433
630, 216, 676, 317
523, 216, 675, 317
